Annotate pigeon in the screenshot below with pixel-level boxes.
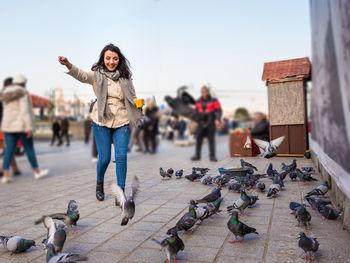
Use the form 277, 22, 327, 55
253, 136, 285, 158
269, 171, 284, 189
240, 159, 257, 171
167, 203, 197, 234
192, 197, 223, 224
0, 236, 35, 254
289, 171, 298, 181
266, 163, 274, 178
227, 211, 258, 243
40, 200, 80, 234
256, 182, 265, 192
185, 172, 201, 182
301, 167, 316, 173
200, 175, 213, 185
267, 175, 281, 198
227, 189, 251, 214
305, 181, 329, 197
298, 232, 319, 261
228, 183, 243, 193
177, 85, 196, 105
295, 206, 311, 228
152, 229, 184, 263
192, 167, 210, 175
304, 196, 331, 210
247, 194, 259, 208
281, 159, 297, 173
196, 187, 222, 204
240, 176, 257, 189
289, 202, 305, 214
34, 216, 66, 253
316, 203, 340, 220
167, 168, 174, 175
160, 167, 171, 179
175, 169, 183, 179
296, 169, 318, 182
279, 171, 287, 181
248, 173, 266, 181
45, 243, 88, 263
110, 176, 139, 226
212, 174, 231, 187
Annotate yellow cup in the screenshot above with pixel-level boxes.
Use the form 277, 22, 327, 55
134, 98, 144, 108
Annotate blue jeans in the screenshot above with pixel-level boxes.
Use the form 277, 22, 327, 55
3, 133, 38, 171
92, 122, 130, 188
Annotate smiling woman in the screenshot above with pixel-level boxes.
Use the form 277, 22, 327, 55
58, 43, 145, 202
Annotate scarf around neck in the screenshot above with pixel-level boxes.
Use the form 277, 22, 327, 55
94, 68, 121, 123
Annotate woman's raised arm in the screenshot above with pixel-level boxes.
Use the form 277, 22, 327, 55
58, 56, 94, 85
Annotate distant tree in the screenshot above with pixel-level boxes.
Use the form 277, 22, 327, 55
234, 107, 250, 119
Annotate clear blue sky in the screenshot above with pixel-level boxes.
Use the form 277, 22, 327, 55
0, 0, 311, 113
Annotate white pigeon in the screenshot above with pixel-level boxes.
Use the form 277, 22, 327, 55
254, 136, 285, 158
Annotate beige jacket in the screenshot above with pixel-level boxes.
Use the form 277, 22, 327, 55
67, 65, 135, 128
0, 85, 35, 133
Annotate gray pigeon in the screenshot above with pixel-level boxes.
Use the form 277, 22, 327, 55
152, 229, 184, 263
301, 167, 315, 173
298, 232, 319, 261
253, 136, 285, 158
196, 187, 221, 204
240, 159, 257, 171
305, 181, 329, 197
0, 236, 35, 254
35, 216, 66, 253
316, 203, 341, 220
228, 182, 243, 192
295, 206, 311, 228
256, 182, 265, 192
227, 211, 258, 243
289, 202, 305, 214
304, 196, 331, 210
38, 200, 80, 235
160, 167, 171, 179
45, 243, 88, 263
175, 169, 183, 179
192, 197, 223, 224
267, 175, 281, 198
227, 189, 251, 215
111, 176, 139, 226
200, 174, 213, 185
167, 203, 197, 234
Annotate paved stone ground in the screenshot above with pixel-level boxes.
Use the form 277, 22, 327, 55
0, 136, 349, 263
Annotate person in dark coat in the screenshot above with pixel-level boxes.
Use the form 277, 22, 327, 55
192, 86, 222, 162
51, 117, 62, 146
250, 112, 269, 141
84, 115, 92, 144
59, 115, 70, 146
143, 99, 159, 154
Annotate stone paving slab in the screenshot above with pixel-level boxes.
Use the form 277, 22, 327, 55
0, 136, 350, 262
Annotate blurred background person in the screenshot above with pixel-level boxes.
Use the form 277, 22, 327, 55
84, 115, 92, 144
128, 125, 144, 153
59, 115, 70, 146
250, 112, 269, 141
0, 77, 21, 177
177, 116, 187, 140
51, 117, 62, 146
143, 98, 159, 154
0, 74, 49, 183
192, 85, 222, 162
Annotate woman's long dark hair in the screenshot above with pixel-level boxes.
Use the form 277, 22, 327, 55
91, 44, 132, 79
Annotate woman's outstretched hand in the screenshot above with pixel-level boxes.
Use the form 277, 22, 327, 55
58, 56, 72, 70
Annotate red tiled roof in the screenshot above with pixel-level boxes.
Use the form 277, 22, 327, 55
31, 94, 50, 108
262, 57, 311, 81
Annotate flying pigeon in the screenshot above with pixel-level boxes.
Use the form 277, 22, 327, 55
295, 206, 311, 228
167, 203, 197, 234
152, 229, 184, 263
34, 216, 66, 253
110, 176, 139, 226
175, 169, 183, 179
305, 181, 329, 197
196, 187, 222, 204
45, 243, 88, 263
281, 159, 297, 173
267, 175, 281, 198
256, 182, 265, 192
40, 200, 80, 234
160, 168, 171, 180
227, 211, 258, 243
253, 135, 285, 158
227, 189, 251, 215
298, 232, 319, 261
240, 159, 257, 171
0, 236, 35, 254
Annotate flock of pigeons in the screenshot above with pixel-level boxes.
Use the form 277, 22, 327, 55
0, 158, 341, 262
156, 159, 341, 262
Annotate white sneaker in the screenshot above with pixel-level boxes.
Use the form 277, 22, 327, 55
1, 176, 14, 184
92, 158, 98, 163
34, 169, 49, 180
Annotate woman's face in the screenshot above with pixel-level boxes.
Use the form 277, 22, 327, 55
104, 50, 119, 71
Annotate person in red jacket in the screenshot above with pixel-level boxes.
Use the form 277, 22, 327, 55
192, 86, 222, 162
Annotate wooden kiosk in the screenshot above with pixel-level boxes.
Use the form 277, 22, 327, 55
262, 57, 311, 156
